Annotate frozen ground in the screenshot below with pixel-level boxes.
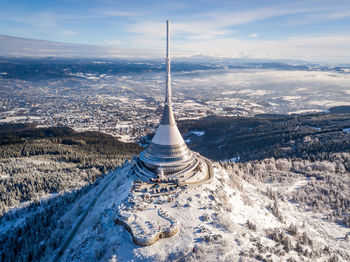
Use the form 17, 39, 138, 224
50, 161, 349, 262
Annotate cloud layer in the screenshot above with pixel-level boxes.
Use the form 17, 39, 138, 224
1, 0, 350, 62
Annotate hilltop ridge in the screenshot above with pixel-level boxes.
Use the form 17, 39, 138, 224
36, 160, 350, 261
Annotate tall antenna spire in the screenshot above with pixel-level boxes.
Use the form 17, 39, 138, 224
166, 20, 171, 104
160, 20, 176, 125
134, 19, 209, 182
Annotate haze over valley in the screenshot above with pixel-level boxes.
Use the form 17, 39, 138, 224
1, 58, 350, 142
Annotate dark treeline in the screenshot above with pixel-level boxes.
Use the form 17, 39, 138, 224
0, 57, 220, 80
0, 123, 140, 150
179, 113, 350, 161
0, 124, 141, 216
0, 123, 141, 159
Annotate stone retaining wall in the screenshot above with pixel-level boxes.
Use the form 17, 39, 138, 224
115, 216, 179, 246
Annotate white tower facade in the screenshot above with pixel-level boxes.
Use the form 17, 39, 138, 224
134, 20, 200, 179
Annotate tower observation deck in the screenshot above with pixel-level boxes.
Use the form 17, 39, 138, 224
133, 21, 209, 182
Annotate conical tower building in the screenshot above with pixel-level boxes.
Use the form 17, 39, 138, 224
134, 20, 201, 180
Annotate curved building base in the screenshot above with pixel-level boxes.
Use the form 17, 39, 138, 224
133, 149, 213, 186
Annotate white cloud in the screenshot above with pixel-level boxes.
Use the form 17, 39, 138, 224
285, 9, 350, 26
1, 1, 350, 63
104, 39, 124, 45
174, 34, 350, 63
96, 10, 142, 17
60, 30, 77, 36
125, 6, 307, 40
123, 5, 350, 62
0, 11, 58, 28
126, 21, 164, 38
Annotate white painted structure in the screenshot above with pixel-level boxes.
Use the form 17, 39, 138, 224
151, 124, 185, 146
134, 20, 201, 178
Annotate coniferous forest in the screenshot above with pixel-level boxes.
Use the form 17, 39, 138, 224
1, 114, 350, 261
179, 112, 350, 162
0, 124, 141, 216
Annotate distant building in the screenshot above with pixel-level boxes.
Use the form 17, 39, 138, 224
133, 21, 211, 182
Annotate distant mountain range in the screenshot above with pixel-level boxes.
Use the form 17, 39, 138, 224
0, 56, 349, 81
2, 34, 350, 67
0, 34, 161, 58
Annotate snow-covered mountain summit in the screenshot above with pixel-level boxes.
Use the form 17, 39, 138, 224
46, 157, 349, 262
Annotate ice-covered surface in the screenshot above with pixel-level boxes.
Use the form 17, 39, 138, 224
53, 163, 349, 262
288, 109, 327, 115
281, 96, 302, 102
223, 156, 241, 162
54, 166, 133, 261
343, 128, 350, 133
0, 116, 41, 123
117, 134, 133, 143
189, 130, 205, 136
304, 126, 322, 131
184, 130, 205, 143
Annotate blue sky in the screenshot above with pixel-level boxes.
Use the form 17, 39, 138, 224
0, 0, 350, 62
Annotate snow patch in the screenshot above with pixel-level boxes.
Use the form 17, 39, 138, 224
343, 128, 350, 133
189, 130, 205, 136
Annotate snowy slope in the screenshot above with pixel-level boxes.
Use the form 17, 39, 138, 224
48, 162, 349, 262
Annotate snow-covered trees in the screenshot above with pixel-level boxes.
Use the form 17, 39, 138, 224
0, 134, 137, 216
0, 157, 103, 215
221, 154, 350, 228
0, 177, 101, 262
